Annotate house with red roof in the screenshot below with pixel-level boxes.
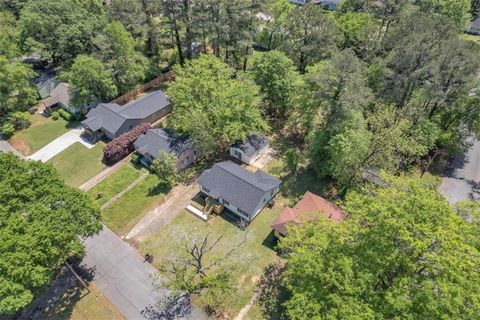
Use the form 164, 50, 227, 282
271, 191, 345, 237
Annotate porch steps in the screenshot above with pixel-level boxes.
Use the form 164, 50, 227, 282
186, 204, 208, 221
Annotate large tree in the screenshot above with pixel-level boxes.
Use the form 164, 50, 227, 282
0, 11, 20, 58
63, 55, 118, 110
281, 3, 342, 73
0, 57, 37, 117
278, 175, 480, 319
107, 0, 147, 39
166, 54, 268, 157
0, 153, 101, 315
250, 50, 300, 118
19, 0, 105, 65
96, 21, 147, 93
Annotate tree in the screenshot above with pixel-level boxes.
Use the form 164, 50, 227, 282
334, 11, 378, 58
278, 175, 480, 319
281, 3, 342, 73
0, 57, 37, 117
159, 229, 246, 315
151, 151, 178, 185
107, 0, 147, 39
285, 149, 299, 174
417, 0, 471, 29
0, 153, 101, 314
0, 11, 20, 58
167, 55, 268, 157
96, 21, 147, 93
19, 0, 105, 65
250, 51, 300, 118
63, 55, 118, 109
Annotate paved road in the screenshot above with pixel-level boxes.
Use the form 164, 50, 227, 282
438, 139, 480, 203
83, 226, 207, 319
27, 126, 94, 162
0, 140, 24, 158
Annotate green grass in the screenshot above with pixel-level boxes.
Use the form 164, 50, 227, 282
139, 199, 285, 316
48, 142, 106, 187
41, 283, 125, 320
87, 163, 144, 206
101, 174, 170, 236
9, 114, 78, 155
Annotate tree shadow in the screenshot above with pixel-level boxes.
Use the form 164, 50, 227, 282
257, 263, 289, 320
148, 182, 171, 197
262, 230, 278, 251
141, 294, 193, 320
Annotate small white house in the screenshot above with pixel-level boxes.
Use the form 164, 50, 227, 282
229, 133, 269, 165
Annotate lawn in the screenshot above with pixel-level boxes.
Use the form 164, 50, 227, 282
48, 142, 106, 187
101, 174, 170, 236
41, 283, 124, 320
139, 199, 285, 317
87, 163, 145, 207
9, 114, 78, 156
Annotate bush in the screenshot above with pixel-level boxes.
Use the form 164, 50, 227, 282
2, 123, 15, 137
8, 112, 31, 130
58, 108, 74, 121
104, 123, 151, 165
131, 153, 142, 165
51, 111, 59, 120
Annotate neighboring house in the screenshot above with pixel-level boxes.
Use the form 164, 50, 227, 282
467, 16, 480, 35
33, 70, 58, 100
271, 191, 345, 237
198, 161, 281, 222
134, 128, 199, 172
229, 133, 269, 165
42, 83, 73, 113
81, 90, 171, 142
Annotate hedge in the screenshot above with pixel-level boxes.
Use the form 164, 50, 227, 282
103, 123, 150, 165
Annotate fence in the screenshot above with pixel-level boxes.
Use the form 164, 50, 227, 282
110, 70, 176, 105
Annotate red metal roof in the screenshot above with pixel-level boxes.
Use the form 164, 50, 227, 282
271, 191, 345, 236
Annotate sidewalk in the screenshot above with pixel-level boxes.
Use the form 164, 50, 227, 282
79, 155, 132, 192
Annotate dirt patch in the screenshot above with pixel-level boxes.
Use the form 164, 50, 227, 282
9, 137, 30, 155
251, 275, 260, 284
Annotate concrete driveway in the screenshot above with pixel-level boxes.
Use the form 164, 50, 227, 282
438, 139, 480, 203
27, 126, 94, 162
83, 225, 207, 320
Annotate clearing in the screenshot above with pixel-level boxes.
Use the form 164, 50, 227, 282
47, 142, 106, 187
101, 174, 170, 236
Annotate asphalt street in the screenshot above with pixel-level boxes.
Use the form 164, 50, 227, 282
438, 139, 480, 203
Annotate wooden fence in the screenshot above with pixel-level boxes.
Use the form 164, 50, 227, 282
110, 70, 176, 105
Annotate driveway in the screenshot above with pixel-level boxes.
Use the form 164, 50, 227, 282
0, 140, 24, 158
83, 225, 206, 319
251, 147, 275, 169
438, 139, 480, 203
27, 126, 94, 162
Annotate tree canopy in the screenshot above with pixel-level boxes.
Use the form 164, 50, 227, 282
167, 55, 268, 157
279, 175, 480, 319
0, 153, 101, 314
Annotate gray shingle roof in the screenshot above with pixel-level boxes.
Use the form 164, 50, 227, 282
231, 133, 269, 158
81, 90, 170, 136
198, 161, 281, 215
43, 83, 71, 108
134, 128, 192, 159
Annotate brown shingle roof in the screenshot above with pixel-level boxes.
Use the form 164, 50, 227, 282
271, 191, 344, 236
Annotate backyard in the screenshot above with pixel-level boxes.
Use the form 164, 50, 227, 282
47, 142, 106, 187
9, 114, 78, 155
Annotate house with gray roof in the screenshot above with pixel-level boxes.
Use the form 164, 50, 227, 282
134, 128, 199, 172
198, 161, 281, 222
81, 90, 171, 142
229, 132, 269, 165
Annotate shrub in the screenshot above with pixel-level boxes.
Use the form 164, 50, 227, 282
58, 108, 74, 121
2, 123, 15, 137
103, 123, 151, 165
8, 112, 31, 130
51, 111, 59, 120
150, 151, 177, 185
131, 153, 142, 165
